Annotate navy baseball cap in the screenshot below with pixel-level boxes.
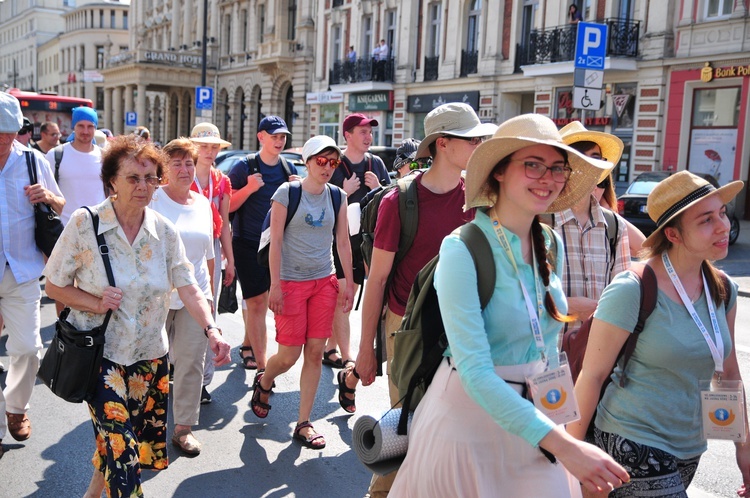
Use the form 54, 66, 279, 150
258, 116, 291, 135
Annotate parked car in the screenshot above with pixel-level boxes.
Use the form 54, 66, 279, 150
617, 171, 740, 245
214, 149, 307, 178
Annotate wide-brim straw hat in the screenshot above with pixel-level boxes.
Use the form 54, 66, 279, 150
642, 170, 744, 247
559, 121, 624, 183
465, 114, 614, 213
189, 122, 231, 148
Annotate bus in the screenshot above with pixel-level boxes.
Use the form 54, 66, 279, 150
7, 88, 94, 141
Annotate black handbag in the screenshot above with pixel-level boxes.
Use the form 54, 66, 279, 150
25, 151, 64, 257
37, 207, 114, 403
217, 270, 238, 314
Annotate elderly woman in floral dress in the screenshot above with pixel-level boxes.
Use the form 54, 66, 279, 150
44, 135, 231, 498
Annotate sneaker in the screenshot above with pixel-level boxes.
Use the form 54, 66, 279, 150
200, 386, 212, 404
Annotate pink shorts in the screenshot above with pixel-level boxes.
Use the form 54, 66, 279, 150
274, 275, 339, 347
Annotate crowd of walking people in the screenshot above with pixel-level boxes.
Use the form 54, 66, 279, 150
0, 88, 748, 498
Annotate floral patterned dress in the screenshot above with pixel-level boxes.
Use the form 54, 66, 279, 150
44, 198, 195, 498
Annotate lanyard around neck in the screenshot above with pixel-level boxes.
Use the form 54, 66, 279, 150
491, 214, 547, 361
662, 252, 724, 376
194, 172, 214, 201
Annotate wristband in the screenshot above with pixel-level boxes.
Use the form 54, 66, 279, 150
204, 325, 222, 337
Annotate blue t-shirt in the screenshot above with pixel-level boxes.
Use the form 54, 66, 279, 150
594, 269, 738, 459
228, 154, 298, 242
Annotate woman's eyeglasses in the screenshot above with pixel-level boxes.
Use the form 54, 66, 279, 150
314, 156, 341, 169
118, 174, 161, 186
512, 160, 572, 183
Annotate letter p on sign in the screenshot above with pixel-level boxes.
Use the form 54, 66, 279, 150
583, 27, 600, 54
195, 86, 213, 110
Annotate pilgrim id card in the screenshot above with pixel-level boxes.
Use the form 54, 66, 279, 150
527, 353, 581, 425
700, 379, 747, 443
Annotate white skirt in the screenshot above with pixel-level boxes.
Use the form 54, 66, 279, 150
389, 360, 582, 498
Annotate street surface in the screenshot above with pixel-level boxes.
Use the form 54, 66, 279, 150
2, 222, 750, 497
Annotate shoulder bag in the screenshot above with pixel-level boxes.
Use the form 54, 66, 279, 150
25, 150, 64, 257
37, 206, 114, 403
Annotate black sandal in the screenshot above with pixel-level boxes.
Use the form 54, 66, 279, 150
337, 369, 356, 413
253, 369, 275, 389
239, 346, 257, 370
251, 373, 272, 419
322, 348, 344, 368
293, 420, 326, 449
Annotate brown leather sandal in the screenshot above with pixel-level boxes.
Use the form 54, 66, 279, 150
293, 421, 325, 449
6, 412, 31, 441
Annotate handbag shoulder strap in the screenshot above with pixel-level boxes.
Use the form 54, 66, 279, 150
82, 206, 115, 328
24, 150, 38, 184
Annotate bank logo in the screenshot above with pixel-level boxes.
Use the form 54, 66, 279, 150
701, 62, 714, 83
708, 408, 736, 427
540, 386, 567, 410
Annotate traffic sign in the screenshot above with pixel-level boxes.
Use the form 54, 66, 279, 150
575, 22, 608, 70
196, 86, 213, 111
573, 87, 603, 111
574, 68, 604, 89
125, 112, 137, 126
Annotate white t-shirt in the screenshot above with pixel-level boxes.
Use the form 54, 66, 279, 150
46, 143, 105, 225
150, 190, 214, 309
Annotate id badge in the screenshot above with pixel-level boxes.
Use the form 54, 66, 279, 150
701, 379, 747, 443
527, 353, 581, 425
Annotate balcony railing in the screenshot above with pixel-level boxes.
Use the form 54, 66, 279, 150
329, 57, 394, 85
518, 18, 640, 67
460, 50, 478, 77
424, 56, 439, 81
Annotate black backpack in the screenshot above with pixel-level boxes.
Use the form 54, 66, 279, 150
257, 181, 343, 267
391, 222, 558, 435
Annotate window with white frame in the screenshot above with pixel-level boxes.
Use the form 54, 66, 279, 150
331, 24, 342, 64
706, 0, 733, 18
362, 15, 373, 58
428, 3, 440, 58
466, 0, 481, 53
385, 9, 396, 58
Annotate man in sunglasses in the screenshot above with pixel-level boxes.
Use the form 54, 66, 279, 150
543, 123, 631, 331
345, 103, 497, 498
31, 122, 60, 154
393, 138, 430, 179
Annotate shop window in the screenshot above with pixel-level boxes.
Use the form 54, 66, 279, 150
706, 0, 733, 18
319, 104, 340, 141
612, 83, 636, 130
688, 87, 740, 184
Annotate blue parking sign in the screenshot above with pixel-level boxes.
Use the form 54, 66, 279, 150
574, 22, 608, 70
196, 87, 213, 111
125, 112, 137, 127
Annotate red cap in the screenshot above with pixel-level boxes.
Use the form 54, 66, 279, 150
343, 113, 379, 135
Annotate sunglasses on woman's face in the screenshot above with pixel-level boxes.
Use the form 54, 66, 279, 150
313, 156, 341, 168
597, 177, 611, 189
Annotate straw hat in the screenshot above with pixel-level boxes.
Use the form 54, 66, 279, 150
465, 114, 614, 213
189, 122, 231, 148
559, 121, 624, 183
642, 170, 744, 247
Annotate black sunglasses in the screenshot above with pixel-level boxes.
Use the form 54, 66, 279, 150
597, 176, 611, 189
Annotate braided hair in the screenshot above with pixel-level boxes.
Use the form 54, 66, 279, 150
531, 216, 573, 323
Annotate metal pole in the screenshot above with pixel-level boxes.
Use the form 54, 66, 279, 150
201, 0, 208, 87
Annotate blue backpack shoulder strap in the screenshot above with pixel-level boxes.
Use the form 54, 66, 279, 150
327, 184, 343, 232
284, 180, 302, 228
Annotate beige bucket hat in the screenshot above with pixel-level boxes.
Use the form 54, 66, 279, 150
642, 170, 744, 247
465, 114, 614, 213
414, 103, 498, 159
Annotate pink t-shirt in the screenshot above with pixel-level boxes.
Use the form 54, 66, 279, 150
374, 173, 474, 315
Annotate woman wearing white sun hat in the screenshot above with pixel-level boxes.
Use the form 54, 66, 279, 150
390, 114, 627, 497
189, 122, 235, 402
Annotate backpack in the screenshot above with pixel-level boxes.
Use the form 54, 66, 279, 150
561, 264, 731, 434
359, 173, 419, 273
232, 153, 293, 225
257, 181, 343, 267
392, 221, 558, 436
53, 144, 65, 182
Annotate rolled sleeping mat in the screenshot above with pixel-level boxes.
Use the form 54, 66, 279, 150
352, 408, 412, 476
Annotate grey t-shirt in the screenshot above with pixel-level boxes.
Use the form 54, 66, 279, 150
271, 182, 346, 281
